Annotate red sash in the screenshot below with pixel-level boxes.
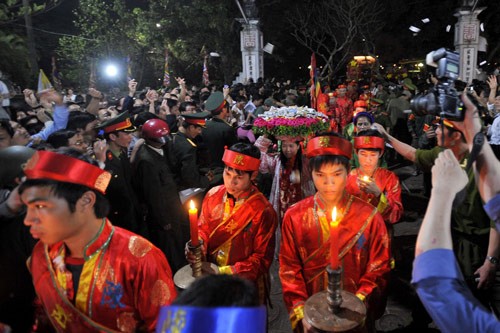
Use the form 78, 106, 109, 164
208, 192, 266, 256
30, 243, 120, 333
303, 196, 378, 284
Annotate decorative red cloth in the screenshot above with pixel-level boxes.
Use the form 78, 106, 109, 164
346, 168, 403, 224
198, 185, 277, 302
29, 220, 176, 332
279, 194, 391, 328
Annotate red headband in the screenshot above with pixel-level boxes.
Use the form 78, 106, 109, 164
23, 151, 111, 194
306, 136, 352, 159
354, 136, 385, 151
222, 149, 260, 171
104, 118, 134, 134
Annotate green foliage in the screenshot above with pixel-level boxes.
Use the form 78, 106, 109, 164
0, 0, 56, 24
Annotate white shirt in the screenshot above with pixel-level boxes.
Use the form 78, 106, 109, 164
488, 113, 500, 145
0, 80, 10, 107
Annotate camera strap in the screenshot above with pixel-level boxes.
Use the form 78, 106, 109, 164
452, 132, 485, 208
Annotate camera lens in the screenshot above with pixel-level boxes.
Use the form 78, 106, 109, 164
410, 92, 438, 116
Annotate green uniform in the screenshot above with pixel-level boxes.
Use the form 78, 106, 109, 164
415, 146, 493, 279
171, 132, 210, 190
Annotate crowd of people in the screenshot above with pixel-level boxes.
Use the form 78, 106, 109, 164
0, 68, 499, 332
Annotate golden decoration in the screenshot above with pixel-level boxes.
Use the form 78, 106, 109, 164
96, 263, 115, 292
233, 154, 245, 166
319, 136, 330, 148
51, 304, 72, 329
23, 152, 39, 171
117, 312, 138, 333
151, 280, 171, 306
94, 172, 111, 193
128, 236, 153, 258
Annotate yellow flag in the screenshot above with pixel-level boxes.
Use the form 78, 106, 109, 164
37, 69, 53, 93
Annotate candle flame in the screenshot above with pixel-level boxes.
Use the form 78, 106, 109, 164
331, 207, 339, 227
189, 200, 195, 210
363, 175, 369, 181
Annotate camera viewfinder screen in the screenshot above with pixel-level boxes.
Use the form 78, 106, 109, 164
447, 63, 459, 74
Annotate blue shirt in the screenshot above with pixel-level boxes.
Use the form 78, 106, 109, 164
485, 194, 500, 231
29, 105, 69, 143
412, 249, 500, 333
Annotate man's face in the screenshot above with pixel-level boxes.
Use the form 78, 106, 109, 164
184, 105, 196, 114
21, 186, 83, 245
0, 126, 12, 149
111, 131, 132, 148
337, 88, 346, 97
9, 121, 30, 146
185, 124, 202, 139
223, 167, 254, 198
312, 162, 347, 203
68, 132, 88, 153
435, 125, 456, 148
357, 149, 381, 175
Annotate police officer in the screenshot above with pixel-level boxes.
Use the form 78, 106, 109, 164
96, 112, 144, 235
172, 112, 213, 190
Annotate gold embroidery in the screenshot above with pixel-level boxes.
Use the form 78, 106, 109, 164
160, 309, 187, 333
51, 304, 72, 329
23, 152, 39, 171
362, 136, 371, 144
96, 263, 115, 292
319, 136, 330, 147
94, 172, 112, 193
233, 154, 245, 166
117, 312, 138, 333
128, 236, 153, 258
151, 280, 171, 306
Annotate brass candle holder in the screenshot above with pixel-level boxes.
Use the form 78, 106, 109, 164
173, 240, 217, 290
303, 265, 366, 332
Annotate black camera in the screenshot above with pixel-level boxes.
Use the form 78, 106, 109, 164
410, 48, 465, 121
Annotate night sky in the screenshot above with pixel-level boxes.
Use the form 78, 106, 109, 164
16, 0, 500, 82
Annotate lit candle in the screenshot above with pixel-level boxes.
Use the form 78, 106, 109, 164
189, 200, 199, 247
362, 175, 370, 182
330, 207, 340, 269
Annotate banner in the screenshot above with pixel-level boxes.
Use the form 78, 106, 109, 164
37, 69, 53, 93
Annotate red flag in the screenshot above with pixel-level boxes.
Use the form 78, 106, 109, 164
310, 53, 317, 108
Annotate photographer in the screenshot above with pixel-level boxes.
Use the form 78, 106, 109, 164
372, 104, 500, 315
486, 75, 500, 159
412, 93, 500, 332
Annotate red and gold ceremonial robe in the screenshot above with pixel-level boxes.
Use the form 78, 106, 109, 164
335, 96, 354, 132
29, 220, 176, 332
198, 185, 278, 302
279, 194, 391, 329
345, 168, 403, 224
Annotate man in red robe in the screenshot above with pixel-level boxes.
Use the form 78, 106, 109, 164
346, 130, 403, 225
20, 149, 176, 332
187, 143, 278, 304
279, 134, 391, 332
334, 84, 354, 132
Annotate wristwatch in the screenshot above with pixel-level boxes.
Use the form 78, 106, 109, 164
486, 256, 499, 265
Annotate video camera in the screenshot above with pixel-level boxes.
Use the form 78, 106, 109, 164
410, 48, 465, 121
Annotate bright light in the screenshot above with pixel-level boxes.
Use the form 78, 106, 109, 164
209, 52, 220, 57
480, 60, 487, 66
418, 63, 424, 67
480, 23, 484, 32
105, 64, 118, 78
409, 26, 421, 33
421, 18, 430, 23
446, 25, 451, 32
156, 23, 161, 28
